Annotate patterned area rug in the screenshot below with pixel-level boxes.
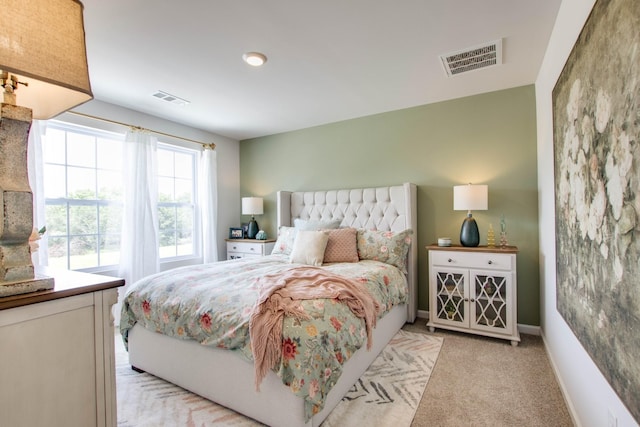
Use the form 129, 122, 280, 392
116, 329, 443, 427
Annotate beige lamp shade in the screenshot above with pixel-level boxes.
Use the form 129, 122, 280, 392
242, 197, 264, 216
453, 184, 488, 212
0, 0, 93, 119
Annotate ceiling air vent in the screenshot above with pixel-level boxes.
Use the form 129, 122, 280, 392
440, 39, 502, 77
151, 90, 190, 106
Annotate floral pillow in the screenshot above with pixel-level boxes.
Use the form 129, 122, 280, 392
356, 228, 413, 272
271, 226, 298, 255
323, 228, 359, 263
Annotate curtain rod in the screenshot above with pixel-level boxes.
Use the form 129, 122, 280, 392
66, 111, 216, 150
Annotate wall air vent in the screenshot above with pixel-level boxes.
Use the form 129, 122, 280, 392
151, 90, 190, 106
440, 39, 502, 77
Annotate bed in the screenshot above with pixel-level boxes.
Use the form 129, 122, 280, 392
121, 182, 417, 427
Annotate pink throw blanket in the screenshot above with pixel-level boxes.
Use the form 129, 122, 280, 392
249, 266, 381, 390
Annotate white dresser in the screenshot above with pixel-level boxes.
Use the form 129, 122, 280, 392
426, 245, 520, 346
0, 268, 124, 427
226, 238, 276, 260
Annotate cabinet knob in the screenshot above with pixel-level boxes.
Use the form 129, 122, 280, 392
448, 258, 453, 263
488, 260, 493, 265
250, 247, 255, 251
470, 298, 475, 303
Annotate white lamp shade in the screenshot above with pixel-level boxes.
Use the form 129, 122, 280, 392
0, 0, 93, 119
453, 184, 488, 211
242, 197, 264, 216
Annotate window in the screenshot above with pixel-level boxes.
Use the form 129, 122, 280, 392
157, 144, 197, 258
43, 122, 124, 270
42, 121, 200, 272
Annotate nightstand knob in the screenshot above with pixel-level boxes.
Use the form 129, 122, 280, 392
250, 247, 255, 251
488, 260, 493, 265
447, 258, 453, 263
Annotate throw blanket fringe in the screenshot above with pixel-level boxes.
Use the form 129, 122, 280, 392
249, 266, 381, 390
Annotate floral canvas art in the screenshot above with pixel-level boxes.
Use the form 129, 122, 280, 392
552, 0, 640, 421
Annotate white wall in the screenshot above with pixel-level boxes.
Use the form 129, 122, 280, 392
536, 1, 638, 426
65, 99, 241, 266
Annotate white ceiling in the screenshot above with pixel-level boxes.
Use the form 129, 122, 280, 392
80, 0, 562, 141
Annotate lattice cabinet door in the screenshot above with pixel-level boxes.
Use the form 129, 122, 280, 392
470, 269, 513, 335
431, 267, 469, 327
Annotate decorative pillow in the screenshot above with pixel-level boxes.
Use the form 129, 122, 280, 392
323, 228, 359, 263
289, 230, 330, 266
271, 226, 297, 255
294, 218, 342, 230
356, 228, 413, 272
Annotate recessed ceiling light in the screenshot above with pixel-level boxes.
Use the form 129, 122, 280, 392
243, 52, 267, 67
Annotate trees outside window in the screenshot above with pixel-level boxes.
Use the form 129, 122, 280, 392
43, 121, 199, 271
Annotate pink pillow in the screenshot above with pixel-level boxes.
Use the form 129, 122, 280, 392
323, 228, 359, 263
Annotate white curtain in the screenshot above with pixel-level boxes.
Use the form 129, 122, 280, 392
27, 120, 48, 266
118, 129, 160, 286
199, 147, 219, 263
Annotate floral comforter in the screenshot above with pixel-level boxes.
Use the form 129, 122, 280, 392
120, 254, 408, 420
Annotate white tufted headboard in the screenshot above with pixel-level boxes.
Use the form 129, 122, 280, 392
276, 183, 418, 323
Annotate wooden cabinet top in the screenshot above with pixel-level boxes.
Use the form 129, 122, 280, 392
0, 267, 125, 311
426, 244, 519, 254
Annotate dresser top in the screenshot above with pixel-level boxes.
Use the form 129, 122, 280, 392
426, 244, 519, 254
0, 267, 124, 310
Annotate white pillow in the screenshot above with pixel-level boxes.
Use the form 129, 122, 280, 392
289, 230, 330, 266
294, 218, 342, 230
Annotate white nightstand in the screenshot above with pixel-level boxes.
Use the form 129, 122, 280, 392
426, 244, 520, 346
226, 239, 276, 260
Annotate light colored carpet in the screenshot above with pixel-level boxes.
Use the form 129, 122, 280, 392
404, 322, 574, 427
115, 329, 443, 426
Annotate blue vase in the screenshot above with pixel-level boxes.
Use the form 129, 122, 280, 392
460, 214, 479, 247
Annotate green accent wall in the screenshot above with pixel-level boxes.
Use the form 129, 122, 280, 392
240, 85, 540, 325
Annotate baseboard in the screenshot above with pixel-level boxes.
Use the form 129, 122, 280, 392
517, 323, 541, 335
415, 310, 541, 336
540, 330, 582, 427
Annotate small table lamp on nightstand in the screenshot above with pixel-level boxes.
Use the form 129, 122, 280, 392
242, 197, 263, 239
453, 183, 488, 247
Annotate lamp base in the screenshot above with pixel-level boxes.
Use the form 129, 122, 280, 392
248, 218, 259, 239
460, 214, 480, 247
0, 275, 55, 297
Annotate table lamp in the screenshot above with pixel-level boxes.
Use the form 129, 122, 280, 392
242, 197, 264, 239
0, 0, 93, 296
453, 184, 488, 247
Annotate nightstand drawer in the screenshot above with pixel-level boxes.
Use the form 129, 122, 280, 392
226, 239, 276, 260
228, 241, 263, 255
430, 250, 513, 271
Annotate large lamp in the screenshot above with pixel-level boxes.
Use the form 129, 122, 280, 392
242, 197, 264, 239
453, 184, 488, 247
0, 0, 93, 296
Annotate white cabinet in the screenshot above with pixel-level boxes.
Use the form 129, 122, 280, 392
226, 239, 276, 260
427, 245, 520, 346
0, 268, 124, 427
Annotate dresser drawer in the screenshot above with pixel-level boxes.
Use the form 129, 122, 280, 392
430, 250, 514, 271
